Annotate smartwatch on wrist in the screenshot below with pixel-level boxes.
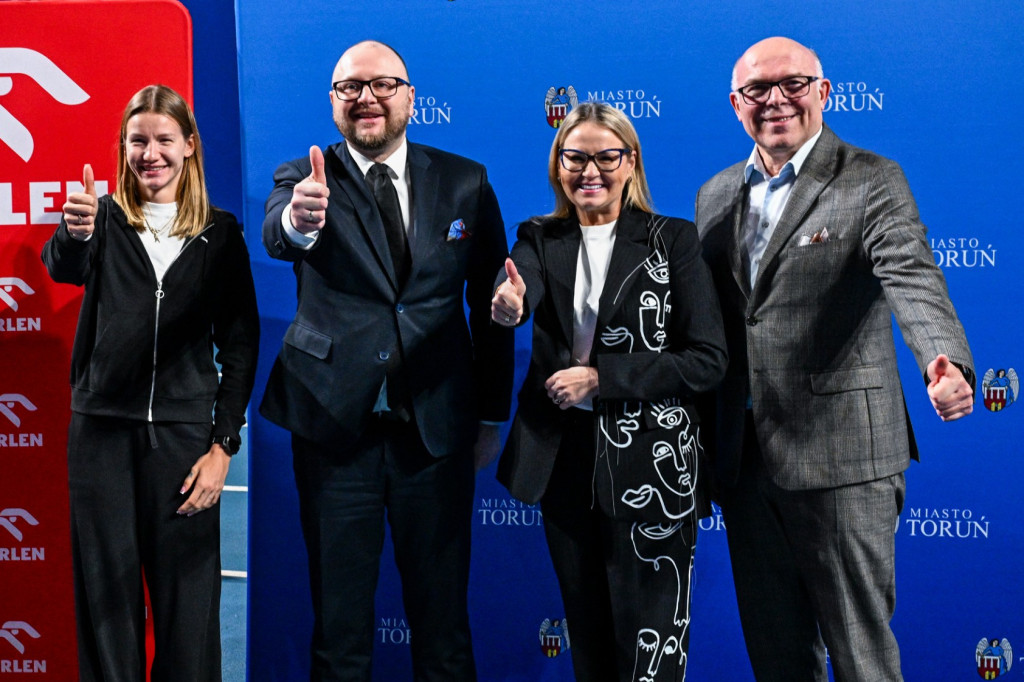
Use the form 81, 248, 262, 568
210, 435, 240, 455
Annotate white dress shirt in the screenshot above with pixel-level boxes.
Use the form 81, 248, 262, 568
283, 138, 412, 248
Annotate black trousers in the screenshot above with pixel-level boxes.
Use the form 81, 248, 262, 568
292, 416, 476, 682
540, 409, 696, 682
67, 413, 222, 682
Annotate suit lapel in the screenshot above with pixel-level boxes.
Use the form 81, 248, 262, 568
544, 218, 580, 349
406, 144, 439, 282
542, 210, 657, 352
325, 143, 400, 290
753, 127, 838, 301
699, 162, 750, 303
728, 179, 751, 300
597, 209, 654, 331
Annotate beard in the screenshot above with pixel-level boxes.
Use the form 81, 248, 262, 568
334, 106, 409, 156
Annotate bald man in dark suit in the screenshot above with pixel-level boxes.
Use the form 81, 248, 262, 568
261, 40, 513, 681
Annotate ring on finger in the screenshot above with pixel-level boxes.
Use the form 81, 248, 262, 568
307, 210, 315, 222
504, 314, 511, 323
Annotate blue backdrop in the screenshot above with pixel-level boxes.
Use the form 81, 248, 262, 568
234, 2, 1024, 679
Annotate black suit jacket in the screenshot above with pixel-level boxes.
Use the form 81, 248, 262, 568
497, 208, 727, 521
261, 141, 514, 456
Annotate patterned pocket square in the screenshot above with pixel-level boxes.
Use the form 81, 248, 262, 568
798, 227, 829, 246
447, 219, 471, 241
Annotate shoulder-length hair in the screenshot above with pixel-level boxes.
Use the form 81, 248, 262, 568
546, 101, 654, 219
113, 84, 211, 239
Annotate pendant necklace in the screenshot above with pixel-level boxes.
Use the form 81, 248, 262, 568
144, 213, 175, 243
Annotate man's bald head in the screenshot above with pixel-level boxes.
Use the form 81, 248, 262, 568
334, 40, 410, 84
731, 37, 822, 91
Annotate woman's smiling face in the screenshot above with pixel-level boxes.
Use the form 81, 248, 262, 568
558, 121, 635, 226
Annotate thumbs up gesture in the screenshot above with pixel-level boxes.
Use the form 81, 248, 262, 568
492, 257, 527, 326
64, 164, 98, 240
926, 354, 974, 422
289, 145, 330, 234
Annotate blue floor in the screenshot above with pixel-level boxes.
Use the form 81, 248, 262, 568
220, 423, 248, 681
221, 577, 246, 681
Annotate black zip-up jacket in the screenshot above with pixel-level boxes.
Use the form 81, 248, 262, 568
42, 194, 259, 443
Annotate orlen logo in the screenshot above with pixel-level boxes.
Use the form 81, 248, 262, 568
0, 277, 34, 313
0, 509, 38, 542
0, 620, 45, 673
0, 278, 41, 332
0, 48, 89, 162
0, 621, 40, 655
0, 393, 36, 428
0, 508, 45, 562
0, 393, 43, 448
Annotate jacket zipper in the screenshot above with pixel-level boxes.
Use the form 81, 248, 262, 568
146, 224, 214, 422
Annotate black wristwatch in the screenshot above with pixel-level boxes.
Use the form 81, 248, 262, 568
210, 435, 240, 455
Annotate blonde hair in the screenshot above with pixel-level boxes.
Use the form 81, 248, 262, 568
546, 102, 654, 219
113, 85, 211, 238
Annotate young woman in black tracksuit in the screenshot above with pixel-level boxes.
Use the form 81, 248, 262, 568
41, 84, 259, 682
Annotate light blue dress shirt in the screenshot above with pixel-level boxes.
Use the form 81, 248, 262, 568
741, 126, 823, 290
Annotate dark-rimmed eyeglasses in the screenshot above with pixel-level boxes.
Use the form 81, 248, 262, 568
734, 76, 820, 105
558, 148, 632, 172
332, 77, 411, 101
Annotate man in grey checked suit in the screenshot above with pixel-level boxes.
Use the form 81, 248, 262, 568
695, 36, 975, 681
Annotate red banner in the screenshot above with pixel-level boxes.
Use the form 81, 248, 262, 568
1, 1, 192, 676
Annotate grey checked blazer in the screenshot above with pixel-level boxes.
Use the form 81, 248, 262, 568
695, 125, 973, 491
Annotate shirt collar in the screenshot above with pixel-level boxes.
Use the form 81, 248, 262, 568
743, 125, 823, 184
346, 137, 409, 180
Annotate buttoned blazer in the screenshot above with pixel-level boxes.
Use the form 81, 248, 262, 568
497, 208, 727, 522
260, 141, 514, 456
695, 125, 973, 490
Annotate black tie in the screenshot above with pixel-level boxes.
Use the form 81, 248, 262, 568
366, 163, 411, 419
367, 163, 411, 287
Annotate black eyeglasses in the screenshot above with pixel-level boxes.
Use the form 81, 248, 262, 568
558, 148, 632, 172
331, 77, 411, 101
734, 76, 820, 105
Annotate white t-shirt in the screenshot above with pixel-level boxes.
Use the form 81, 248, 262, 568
572, 219, 617, 411
138, 202, 184, 282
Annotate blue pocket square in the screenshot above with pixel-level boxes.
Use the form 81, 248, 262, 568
447, 219, 470, 241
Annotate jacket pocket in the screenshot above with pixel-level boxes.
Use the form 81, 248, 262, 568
810, 365, 884, 394
284, 322, 332, 360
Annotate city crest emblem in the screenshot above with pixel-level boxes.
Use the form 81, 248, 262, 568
982, 367, 1018, 412
976, 637, 1012, 679
538, 617, 570, 657
545, 86, 578, 128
